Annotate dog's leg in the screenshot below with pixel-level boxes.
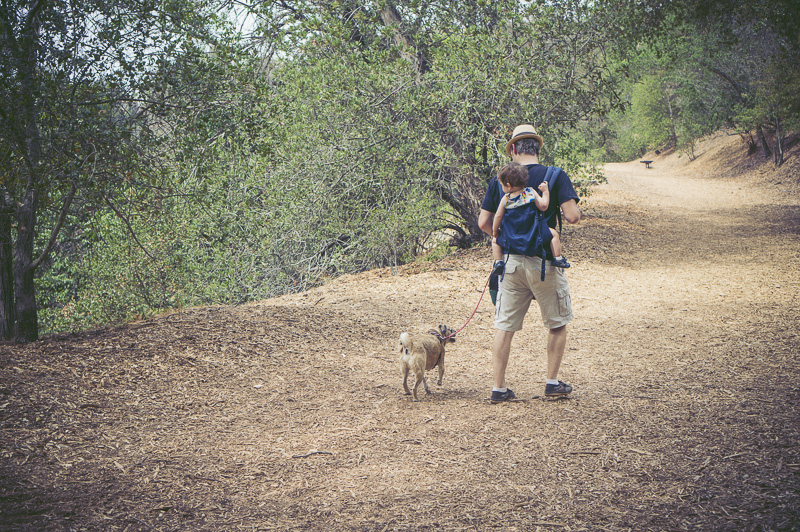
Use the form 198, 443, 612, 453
412, 373, 423, 401
437, 352, 444, 386
402, 363, 411, 396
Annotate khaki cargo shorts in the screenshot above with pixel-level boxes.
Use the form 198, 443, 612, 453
494, 254, 573, 331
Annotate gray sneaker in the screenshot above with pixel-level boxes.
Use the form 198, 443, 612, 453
545, 381, 573, 397
490, 388, 517, 403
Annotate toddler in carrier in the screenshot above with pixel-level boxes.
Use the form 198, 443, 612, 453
491, 162, 570, 271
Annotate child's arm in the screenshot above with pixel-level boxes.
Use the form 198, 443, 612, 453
536, 182, 550, 211
492, 197, 508, 238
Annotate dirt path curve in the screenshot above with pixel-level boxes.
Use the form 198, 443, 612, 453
1, 141, 799, 531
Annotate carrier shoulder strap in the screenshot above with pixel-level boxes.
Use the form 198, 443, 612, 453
540, 166, 561, 281
543, 166, 562, 233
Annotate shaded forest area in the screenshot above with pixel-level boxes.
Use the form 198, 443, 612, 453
1, 0, 799, 340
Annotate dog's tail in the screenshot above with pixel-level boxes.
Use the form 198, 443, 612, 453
398, 332, 411, 354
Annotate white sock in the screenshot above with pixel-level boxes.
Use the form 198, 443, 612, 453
492, 387, 507, 393
546, 379, 559, 386
554, 256, 563, 261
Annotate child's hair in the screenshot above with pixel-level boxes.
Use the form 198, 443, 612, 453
498, 162, 528, 189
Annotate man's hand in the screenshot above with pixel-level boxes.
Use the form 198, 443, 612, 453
492, 260, 505, 277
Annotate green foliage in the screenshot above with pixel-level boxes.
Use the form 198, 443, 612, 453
545, 128, 608, 198
416, 240, 454, 263
267, 0, 622, 228
630, 76, 673, 152
29, 0, 800, 338
33, 1, 629, 334
600, 0, 800, 162
0, 0, 241, 340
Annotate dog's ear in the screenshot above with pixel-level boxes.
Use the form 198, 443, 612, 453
440, 324, 455, 342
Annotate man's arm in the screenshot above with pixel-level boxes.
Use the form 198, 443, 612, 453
478, 208, 494, 237
560, 199, 581, 224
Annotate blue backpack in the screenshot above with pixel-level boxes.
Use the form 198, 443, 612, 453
496, 166, 560, 281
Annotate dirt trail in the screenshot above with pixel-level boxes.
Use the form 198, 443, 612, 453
1, 135, 799, 531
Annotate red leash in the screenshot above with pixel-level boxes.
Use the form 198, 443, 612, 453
443, 275, 491, 339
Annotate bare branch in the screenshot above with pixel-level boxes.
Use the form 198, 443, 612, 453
29, 184, 75, 271
23, 0, 47, 37
707, 67, 746, 102
103, 195, 156, 261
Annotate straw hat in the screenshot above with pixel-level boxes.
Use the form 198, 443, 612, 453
505, 124, 544, 157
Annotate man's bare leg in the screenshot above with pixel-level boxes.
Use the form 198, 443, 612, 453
493, 329, 515, 389
547, 325, 567, 381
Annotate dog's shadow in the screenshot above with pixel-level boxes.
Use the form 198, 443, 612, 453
396, 387, 482, 403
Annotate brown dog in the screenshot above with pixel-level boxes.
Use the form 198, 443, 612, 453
398, 325, 456, 401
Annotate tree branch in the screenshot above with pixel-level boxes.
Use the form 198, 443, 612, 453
22, 0, 47, 38
29, 184, 75, 271
379, 2, 427, 77
0, 0, 20, 55
707, 67, 746, 102
103, 195, 156, 261
440, 222, 467, 238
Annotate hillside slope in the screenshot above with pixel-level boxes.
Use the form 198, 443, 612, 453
1, 133, 799, 531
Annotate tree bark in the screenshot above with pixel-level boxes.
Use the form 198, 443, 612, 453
14, 186, 39, 342
436, 167, 487, 248
379, 2, 428, 79
9, 0, 45, 342
0, 191, 15, 340
756, 124, 772, 158
665, 91, 678, 146
774, 117, 784, 166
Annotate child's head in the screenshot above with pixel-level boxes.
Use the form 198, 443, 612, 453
498, 162, 528, 190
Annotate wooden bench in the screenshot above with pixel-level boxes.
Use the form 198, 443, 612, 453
640, 160, 653, 168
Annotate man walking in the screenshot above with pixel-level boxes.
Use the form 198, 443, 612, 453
478, 125, 581, 403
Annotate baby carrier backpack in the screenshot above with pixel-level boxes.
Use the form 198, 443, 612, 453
497, 166, 561, 281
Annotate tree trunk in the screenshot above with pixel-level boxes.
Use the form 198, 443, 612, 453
446, 202, 484, 248
756, 124, 772, 157
774, 117, 784, 166
436, 168, 487, 248
665, 91, 678, 146
14, 260, 38, 342
0, 191, 15, 340
14, 186, 39, 342
11, 2, 43, 343
379, 2, 428, 79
